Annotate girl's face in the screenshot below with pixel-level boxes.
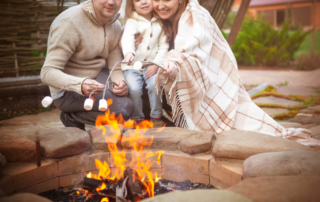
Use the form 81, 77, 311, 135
133, 0, 154, 20
153, 0, 180, 21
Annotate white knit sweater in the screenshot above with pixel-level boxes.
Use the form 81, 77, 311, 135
121, 12, 169, 71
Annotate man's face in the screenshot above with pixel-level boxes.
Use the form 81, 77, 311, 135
93, 0, 122, 22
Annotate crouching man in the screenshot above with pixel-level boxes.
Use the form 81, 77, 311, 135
41, 0, 134, 130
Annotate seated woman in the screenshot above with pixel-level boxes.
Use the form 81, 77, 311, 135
152, 0, 319, 146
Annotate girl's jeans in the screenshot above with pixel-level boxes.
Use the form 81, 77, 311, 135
124, 68, 162, 120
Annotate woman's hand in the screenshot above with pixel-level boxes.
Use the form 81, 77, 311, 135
112, 80, 129, 96
134, 33, 143, 51
124, 52, 135, 65
81, 79, 105, 96
162, 61, 178, 79
144, 65, 159, 78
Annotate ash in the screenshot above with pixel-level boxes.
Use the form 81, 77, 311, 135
39, 180, 215, 202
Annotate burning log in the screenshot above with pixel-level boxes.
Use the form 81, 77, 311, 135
83, 177, 118, 196
82, 167, 150, 202
123, 167, 148, 201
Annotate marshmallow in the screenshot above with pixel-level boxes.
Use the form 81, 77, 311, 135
41, 96, 53, 108
133, 61, 143, 71
84, 98, 93, 110
99, 99, 108, 111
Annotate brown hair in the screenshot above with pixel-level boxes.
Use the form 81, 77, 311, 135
154, 0, 189, 49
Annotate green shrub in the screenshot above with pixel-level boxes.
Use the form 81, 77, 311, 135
232, 16, 311, 66
295, 53, 320, 70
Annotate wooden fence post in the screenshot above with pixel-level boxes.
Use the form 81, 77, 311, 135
200, 0, 235, 29
12, 43, 19, 77
227, 0, 252, 47
311, 0, 316, 56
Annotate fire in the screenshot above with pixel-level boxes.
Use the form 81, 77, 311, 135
96, 182, 106, 192
85, 100, 164, 201
87, 172, 91, 178
101, 198, 109, 202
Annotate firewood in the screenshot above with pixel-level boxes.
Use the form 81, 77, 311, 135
83, 177, 120, 197
123, 167, 148, 201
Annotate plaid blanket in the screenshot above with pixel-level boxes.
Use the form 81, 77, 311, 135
157, 0, 320, 146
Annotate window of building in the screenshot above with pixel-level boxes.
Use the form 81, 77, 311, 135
276, 9, 285, 26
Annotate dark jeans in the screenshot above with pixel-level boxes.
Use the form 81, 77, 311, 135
53, 67, 134, 125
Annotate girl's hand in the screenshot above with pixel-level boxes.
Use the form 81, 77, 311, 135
162, 61, 178, 79
124, 52, 135, 65
134, 33, 143, 51
145, 65, 159, 78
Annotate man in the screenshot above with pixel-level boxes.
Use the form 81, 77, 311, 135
41, 0, 134, 130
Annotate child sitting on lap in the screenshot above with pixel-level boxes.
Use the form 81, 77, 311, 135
121, 0, 169, 127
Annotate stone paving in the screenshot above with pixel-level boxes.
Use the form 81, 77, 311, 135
1, 69, 320, 201
239, 68, 320, 86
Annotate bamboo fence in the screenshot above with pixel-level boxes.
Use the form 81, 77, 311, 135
0, 0, 81, 78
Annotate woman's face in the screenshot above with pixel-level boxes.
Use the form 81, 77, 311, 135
153, 0, 180, 21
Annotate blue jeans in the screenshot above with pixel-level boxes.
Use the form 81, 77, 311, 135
124, 69, 162, 120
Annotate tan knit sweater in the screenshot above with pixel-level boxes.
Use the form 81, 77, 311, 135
41, 0, 125, 96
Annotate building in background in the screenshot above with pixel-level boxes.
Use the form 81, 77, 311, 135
233, 0, 320, 29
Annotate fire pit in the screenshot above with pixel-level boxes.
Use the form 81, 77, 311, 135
37, 108, 214, 202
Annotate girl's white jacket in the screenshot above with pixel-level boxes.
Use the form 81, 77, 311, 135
121, 12, 169, 71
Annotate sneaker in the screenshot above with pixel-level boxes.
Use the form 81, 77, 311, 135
151, 118, 165, 128
60, 112, 85, 131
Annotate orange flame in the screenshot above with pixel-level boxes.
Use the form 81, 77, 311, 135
101, 197, 109, 202
96, 182, 106, 192
91, 97, 95, 103
92, 100, 164, 198
87, 172, 92, 178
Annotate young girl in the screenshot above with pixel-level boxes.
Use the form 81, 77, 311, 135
121, 0, 169, 127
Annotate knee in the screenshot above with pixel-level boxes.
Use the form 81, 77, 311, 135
129, 87, 142, 97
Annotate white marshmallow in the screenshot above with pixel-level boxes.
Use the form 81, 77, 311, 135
41, 96, 53, 108
99, 99, 108, 111
133, 61, 143, 71
84, 98, 93, 110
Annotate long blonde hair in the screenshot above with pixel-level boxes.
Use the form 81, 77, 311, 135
125, 0, 136, 21
154, 0, 189, 49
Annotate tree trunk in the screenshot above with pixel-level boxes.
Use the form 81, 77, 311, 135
200, 0, 235, 28
227, 0, 252, 47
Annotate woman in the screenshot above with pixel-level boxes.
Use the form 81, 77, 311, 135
153, 0, 319, 146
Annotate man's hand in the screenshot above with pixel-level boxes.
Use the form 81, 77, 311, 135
134, 33, 143, 51
162, 61, 178, 79
81, 79, 105, 96
124, 52, 135, 65
113, 80, 128, 96
144, 65, 159, 78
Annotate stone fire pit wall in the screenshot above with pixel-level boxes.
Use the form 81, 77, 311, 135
0, 150, 243, 195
